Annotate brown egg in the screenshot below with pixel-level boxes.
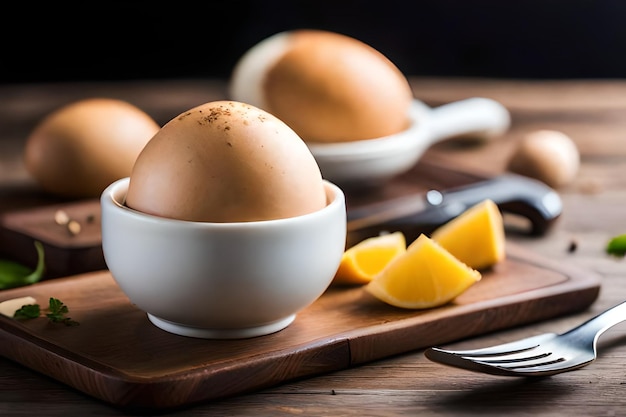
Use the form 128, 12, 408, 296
229, 30, 414, 143
507, 130, 580, 189
125, 100, 327, 223
24, 98, 160, 198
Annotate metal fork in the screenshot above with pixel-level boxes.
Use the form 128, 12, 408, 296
424, 300, 626, 376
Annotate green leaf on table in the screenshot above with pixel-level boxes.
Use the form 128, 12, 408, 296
0, 241, 45, 289
45, 297, 79, 326
606, 234, 626, 257
46, 297, 69, 321
13, 297, 79, 326
13, 303, 40, 319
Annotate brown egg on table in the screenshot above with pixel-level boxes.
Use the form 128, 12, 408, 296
229, 29, 414, 144
507, 129, 580, 189
125, 100, 327, 223
23, 98, 160, 199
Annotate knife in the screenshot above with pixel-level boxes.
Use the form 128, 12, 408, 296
346, 173, 562, 247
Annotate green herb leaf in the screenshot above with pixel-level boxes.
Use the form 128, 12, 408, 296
46, 297, 69, 321
13, 304, 40, 319
45, 297, 79, 326
0, 241, 45, 289
606, 234, 626, 257
12, 297, 79, 326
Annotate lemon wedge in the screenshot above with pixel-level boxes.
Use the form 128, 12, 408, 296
365, 234, 481, 309
431, 199, 505, 270
333, 231, 406, 285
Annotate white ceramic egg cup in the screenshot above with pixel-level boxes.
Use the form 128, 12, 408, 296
101, 178, 347, 339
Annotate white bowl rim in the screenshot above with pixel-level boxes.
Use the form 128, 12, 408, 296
101, 177, 346, 230
305, 99, 432, 157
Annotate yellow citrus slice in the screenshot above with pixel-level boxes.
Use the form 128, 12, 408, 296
430, 199, 505, 270
332, 231, 406, 285
365, 234, 481, 309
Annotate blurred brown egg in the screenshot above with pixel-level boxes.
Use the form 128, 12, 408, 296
23, 98, 160, 198
229, 29, 414, 143
507, 129, 580, 189
125, 100, 327, 223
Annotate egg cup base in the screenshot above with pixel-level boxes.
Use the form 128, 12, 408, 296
147, 313, 297, 339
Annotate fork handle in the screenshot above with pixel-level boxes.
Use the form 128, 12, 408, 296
564, 300, 626, 341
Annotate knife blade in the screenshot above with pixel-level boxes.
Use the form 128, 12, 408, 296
346, 173, 562, 247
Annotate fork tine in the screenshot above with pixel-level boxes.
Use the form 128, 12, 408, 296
499, 358, 594, 375
472, 353, 562, 369
424, 333, 560, 377
461, 346, 553, 364
428, 333, 557, 357
424, 348, 533, 376
472, 359, 592, 377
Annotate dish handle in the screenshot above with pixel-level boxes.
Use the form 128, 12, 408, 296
426, 97, 511, 143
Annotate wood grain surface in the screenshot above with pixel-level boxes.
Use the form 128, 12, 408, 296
1, 78, 626, 416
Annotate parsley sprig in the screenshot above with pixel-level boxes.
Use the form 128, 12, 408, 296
14, 297, 79, 326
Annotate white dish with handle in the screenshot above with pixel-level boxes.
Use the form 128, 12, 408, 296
307, 97, 511, 187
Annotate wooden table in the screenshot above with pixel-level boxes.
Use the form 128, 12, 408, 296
1, 78, 626, 416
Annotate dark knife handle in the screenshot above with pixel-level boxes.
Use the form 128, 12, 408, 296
442, 173, 563, 235
346, 173, 562, 247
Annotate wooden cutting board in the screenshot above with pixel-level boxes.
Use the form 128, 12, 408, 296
0, 160, 601, 410
0, 243, 600, 410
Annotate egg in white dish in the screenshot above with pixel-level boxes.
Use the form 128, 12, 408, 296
229, 29, 414, 144
125, 100, 327, 223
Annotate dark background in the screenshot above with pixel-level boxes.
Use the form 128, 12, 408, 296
3, 0, 626, 83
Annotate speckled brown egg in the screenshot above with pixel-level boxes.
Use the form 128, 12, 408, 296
23, 98, 160, 198
125, 100, 327, 223
229, 30, 414, 143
